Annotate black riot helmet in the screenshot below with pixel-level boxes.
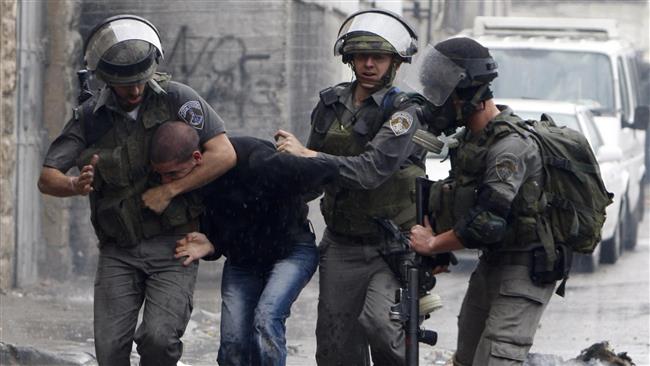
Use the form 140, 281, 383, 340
83, 15, 163, 85
432, 37, 498, 90
399, 37, 498, 134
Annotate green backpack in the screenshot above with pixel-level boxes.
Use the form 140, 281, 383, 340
509, 114, 614, 254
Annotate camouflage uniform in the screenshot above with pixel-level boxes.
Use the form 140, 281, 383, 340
43, 74, 225, 366
308, 81, 426, 366
442, 106, 556, 366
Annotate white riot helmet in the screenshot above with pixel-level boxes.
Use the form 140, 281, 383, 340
83, 15, 163, 85
334, 9, 418, 63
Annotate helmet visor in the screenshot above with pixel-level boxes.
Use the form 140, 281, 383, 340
334, 12, 417, 58
396, 45, 467, 106
85, 17, 163, 71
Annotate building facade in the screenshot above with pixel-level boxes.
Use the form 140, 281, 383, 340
0, 0, 555, 289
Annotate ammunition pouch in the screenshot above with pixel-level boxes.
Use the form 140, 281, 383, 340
95, 193, 203, 248
160, 194, 204, 229
322, 164, 423, 236
94, 146, 132, 187
454, 206, 508, 249
94, 195, 142, 247
483, 245, 572, 297
530, 244, 572, 296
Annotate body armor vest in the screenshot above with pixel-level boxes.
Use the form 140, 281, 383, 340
434, 114, 549, 252
77, 74, 203, 246
309, 85, 424, 237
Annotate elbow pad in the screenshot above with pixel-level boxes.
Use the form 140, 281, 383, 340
454, 206, 507, 249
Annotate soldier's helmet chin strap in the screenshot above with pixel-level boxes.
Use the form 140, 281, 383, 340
455, 83, 490, 125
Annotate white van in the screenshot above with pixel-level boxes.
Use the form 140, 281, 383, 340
470, 16, 649, 262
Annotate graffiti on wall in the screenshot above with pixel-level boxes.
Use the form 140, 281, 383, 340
165, 25, 282, 129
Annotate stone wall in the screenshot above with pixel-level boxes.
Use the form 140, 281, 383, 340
10, 0, 424, 285
79, 1, 290, 138
39, 0, 349, 276
0, 0, 17, 290
288, 1, 347, 140
40, 0, 90, 279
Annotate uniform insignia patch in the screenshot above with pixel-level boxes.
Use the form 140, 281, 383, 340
178, 100, 204, 130
388, 111, 413, 136
495, 153, 519, 181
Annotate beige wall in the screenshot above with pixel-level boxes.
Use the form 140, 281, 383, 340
40, 0, 88, 280
4, 0, 466, 288
1, 0, 17, 290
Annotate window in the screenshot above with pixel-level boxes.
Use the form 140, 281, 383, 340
491, 49, 615, 115
581, 110, 603, 152
617, 57, 631, 122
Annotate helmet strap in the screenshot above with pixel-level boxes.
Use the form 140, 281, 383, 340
457, 83, 490, 122
379, 59, 400, 88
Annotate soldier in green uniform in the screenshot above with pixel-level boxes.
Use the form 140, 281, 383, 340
37, 15, 236, 366
407, 37, 557, 365
275, 9, 425, 366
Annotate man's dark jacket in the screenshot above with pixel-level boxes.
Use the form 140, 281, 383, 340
201, 136, 338, 266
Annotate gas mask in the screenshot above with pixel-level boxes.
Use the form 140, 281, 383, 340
397, 42, 497, 135
424, 98, 459, 135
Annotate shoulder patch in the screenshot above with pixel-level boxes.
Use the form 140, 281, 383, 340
388, 111, 413, 136
178, 100, 205, 130
495, 152, 519, 182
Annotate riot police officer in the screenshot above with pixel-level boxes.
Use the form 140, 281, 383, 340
407, 37, 557, 365
275, 9, 425, 366
37, 15, 236, 365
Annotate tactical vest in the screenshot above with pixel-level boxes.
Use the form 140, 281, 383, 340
308, 84, 424, 237
431, 113, 551, 253
76, 74, 204, 246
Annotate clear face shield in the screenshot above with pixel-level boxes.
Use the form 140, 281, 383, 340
84, 16, 163, 71
334, 11, 417, 59
396, 44, 467, 106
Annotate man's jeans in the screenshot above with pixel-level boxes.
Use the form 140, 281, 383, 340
217, 242, 319, 366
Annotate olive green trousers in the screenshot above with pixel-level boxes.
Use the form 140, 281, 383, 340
93, 235, 198, 366
315, 229, 405, 366
454, 259, 555, 366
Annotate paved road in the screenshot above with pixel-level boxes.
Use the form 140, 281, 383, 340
183, 198, 650, 365
1, 199, 648, 365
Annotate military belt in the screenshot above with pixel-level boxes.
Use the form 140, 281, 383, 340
480, 250, 531, 267
327, 229, 384, 246
140, 218, 200, 239
102, 219, 200, 248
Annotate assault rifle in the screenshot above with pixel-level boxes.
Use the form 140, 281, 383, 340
375, 217, 437, 366
376, 174, 453, 366
377, 176, 460, 365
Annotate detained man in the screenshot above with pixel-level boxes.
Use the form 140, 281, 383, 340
149, 121, 338, 366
